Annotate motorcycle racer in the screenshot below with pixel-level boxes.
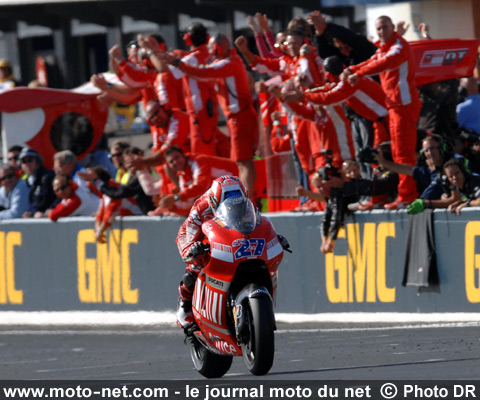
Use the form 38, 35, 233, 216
175, 175, 290, 329
176, 175, 248, 328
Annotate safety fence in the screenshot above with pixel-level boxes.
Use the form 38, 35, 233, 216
0, 210, 479, 312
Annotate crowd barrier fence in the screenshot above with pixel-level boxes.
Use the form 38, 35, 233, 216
0, 209, 479, 313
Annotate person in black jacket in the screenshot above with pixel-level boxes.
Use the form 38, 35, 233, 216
306, 10, 377, 68
18, 148, 56, 218
79, 147, 155, 215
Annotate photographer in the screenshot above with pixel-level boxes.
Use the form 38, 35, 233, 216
297, 149, 398, 253
351, 142, 398, 210
296, 151, 346, 254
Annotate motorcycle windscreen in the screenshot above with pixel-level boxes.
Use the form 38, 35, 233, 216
216, 198, 256, 234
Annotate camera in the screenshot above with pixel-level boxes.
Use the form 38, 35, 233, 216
459, 128, 480, 147
318, 149, 339, 181
357, 147, 379, 164
138, 48, 150, 60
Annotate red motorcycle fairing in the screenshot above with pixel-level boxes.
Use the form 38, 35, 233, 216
191, 214, 284, 357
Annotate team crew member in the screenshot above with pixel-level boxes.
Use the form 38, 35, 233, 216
236, 30, 325, 196
286, 56, 389, 146
236, 29, 325, 87
145, 100, 190, 156
274, 86, 355, 171
47, 174, 95, 221
152, 146, 239, 216
169, 23, 220, 156
247, 13, 285, 59
102, 42, 157, 106
113, 33, 184, 111
124, 100, 191, 178
235, 35, 292, 80
85, 166, 142, 243
342, 15, 421, 209
159, 34, 259, 199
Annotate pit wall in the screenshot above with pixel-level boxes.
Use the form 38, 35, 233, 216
0, 210, 479, 313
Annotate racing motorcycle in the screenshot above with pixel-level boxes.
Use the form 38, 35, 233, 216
184, 196, 289, 378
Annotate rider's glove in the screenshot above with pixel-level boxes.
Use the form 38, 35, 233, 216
407, 199, 424, 215
188, 241, 211, 259
277, 234, 292, 253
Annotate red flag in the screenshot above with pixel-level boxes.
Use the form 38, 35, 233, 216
0, 87, 108, 169
411, 38, 479, 86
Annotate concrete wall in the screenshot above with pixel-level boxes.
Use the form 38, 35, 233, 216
0, 210, 479, 313
366, 0, 476, 41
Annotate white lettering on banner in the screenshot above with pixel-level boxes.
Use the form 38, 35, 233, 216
420, 49, 468, 67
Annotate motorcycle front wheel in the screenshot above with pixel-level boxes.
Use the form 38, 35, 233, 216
241, 297, 275, 375
189, 336, 233, 378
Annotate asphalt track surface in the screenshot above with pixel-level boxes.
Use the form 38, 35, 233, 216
1, 321, 479, 380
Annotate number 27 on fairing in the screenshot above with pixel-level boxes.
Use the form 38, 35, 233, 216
233, 238, 266, 259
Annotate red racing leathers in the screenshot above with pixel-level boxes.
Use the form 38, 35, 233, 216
176, 192, 213, 301
175, 154, 243, 300
349, 31, 421, 201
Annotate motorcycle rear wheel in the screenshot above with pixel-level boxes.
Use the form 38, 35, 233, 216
241, 297, 275, 375
189, 337, 233, 378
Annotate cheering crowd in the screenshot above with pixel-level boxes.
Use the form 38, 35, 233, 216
1, 10, 480, 252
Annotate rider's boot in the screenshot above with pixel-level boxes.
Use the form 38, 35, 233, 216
176, 273, 196, 329
176, 299, 193, 329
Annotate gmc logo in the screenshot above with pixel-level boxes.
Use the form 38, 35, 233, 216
420, 49, 469, 67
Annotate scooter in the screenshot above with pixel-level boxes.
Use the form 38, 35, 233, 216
184, 197, 288, 378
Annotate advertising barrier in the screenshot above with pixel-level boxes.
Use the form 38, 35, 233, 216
0, 210, 479, 313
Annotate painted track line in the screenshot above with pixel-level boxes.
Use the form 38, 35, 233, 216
0, 311, 478, 327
